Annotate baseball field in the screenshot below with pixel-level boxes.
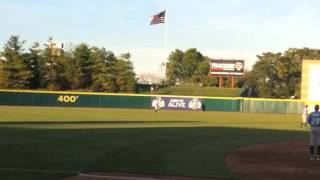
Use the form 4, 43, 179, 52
0, 106, 309, 179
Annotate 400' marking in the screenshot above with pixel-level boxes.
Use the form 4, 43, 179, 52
58, 95, 79, 103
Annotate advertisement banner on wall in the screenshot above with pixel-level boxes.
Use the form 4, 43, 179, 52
151, 96, 202, 111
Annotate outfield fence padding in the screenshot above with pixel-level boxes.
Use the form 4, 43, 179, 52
0, 91, 150, 109
241, 98, 304, 114
202, 98, 240, 112
0, 90, 304, 114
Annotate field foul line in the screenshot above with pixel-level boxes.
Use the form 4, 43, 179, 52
79, 173, 159, 180
0, 168, 231, 180
0, 168, 159, 180
0, 167, 77, 174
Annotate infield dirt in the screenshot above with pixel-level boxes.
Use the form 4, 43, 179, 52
226, 140, 320, 180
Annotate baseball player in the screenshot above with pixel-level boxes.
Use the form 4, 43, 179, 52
307, 104, 320, 160
301, 105, 308, 128
152, 97, 165, 112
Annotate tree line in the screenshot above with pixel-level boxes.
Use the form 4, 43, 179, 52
165, 48, 320, 98
245, 48, 320, 98
0, 35, 136, 92
165, 48, 217, 86
1, 35, 320, 98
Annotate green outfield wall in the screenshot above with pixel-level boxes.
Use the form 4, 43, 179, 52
0, 90, 150, 109
0, 90, 305, 114
241, 98, 304, 114
202, 98, 240, 112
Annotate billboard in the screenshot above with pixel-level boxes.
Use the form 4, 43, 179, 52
309, 65, 320, 101
151, 96, 202, 111
301, 60, 320, 111
209, 59, 244, 76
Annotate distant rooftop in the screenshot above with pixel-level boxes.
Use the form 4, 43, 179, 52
137, 73, 164, 85
0, 56, 6, 62
287, 48, 320, 53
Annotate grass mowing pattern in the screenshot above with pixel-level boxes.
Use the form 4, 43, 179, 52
0, 106, 307, 179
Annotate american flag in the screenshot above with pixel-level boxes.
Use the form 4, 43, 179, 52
150, 10, 166, 25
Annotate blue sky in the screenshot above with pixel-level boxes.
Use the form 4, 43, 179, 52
1, 0, 320, 75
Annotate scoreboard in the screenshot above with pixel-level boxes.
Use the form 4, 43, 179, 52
209, 59, 244, 76
301, 60, 320, 110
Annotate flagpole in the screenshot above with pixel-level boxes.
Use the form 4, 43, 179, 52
164, 8, 168, 51
162, 8, 168, 77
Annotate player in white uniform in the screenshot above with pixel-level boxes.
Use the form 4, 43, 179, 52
301, 105, 308, 128
152, 97, 165, 112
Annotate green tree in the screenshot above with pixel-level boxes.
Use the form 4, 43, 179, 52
0, 35, 33, 88
284, 48, 320, 97
181, 48, 204, 80
61, 49, 82, 90
119, 52, 131, 60
166, 48, 208, 85
247, 48, 320, 98
2, 35, 25, 61
41, 37, 65, 90
166, 49, 184, 85
193, 56, 210, 84
91, 48, 117, 92
0, 35, 139, 92
74, 43, 93, 89
23, 42, 42, 88
115, 58, 136, 92
200, 76, 218, 87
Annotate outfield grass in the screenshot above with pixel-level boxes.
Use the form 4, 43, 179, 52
0, 106, 307, 180
155, 86, 240, 97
